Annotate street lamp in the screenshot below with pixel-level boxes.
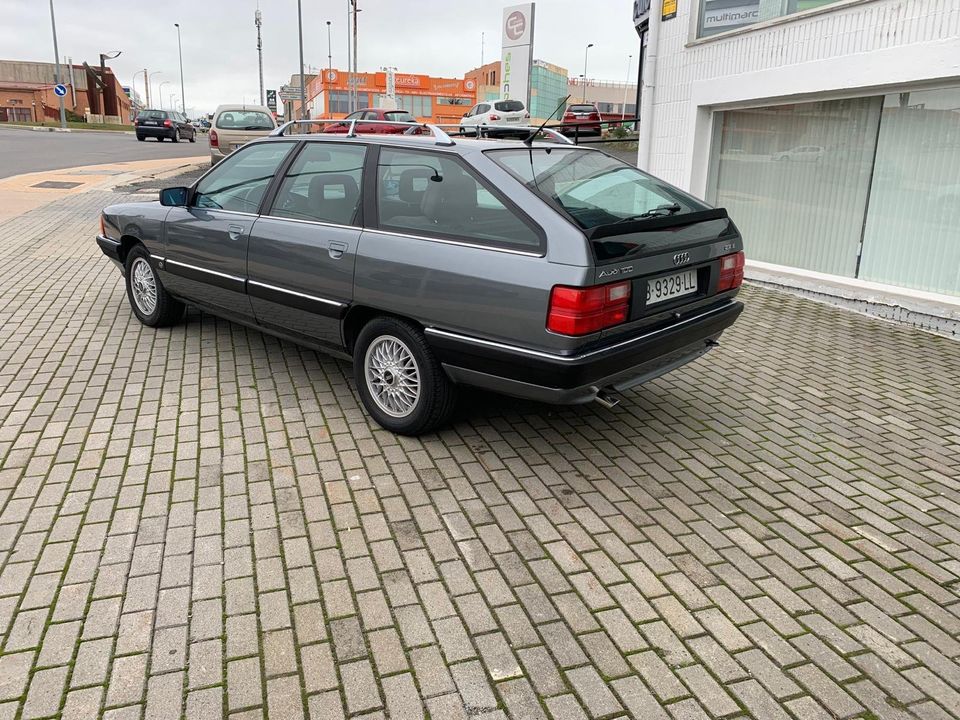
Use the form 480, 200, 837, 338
621, 54, 632, 121
48, 0, 66, 129
326, 21, 333, 75
158, 81, 170, 109
99, 50, 121, 118
582, 43, 594, 103
148, 71, 163, 108
296, 0, 306, 119
174, 23, 185, 114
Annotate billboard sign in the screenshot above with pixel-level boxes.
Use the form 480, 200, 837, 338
500, 3, 535, 107
700, 0, 760, 34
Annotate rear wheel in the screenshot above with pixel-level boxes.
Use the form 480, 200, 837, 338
188, 132, 196, 143
353, 317, 456, 435
136, 135, 145, 142
124, 245, 184, 327
172, 129, 180, 143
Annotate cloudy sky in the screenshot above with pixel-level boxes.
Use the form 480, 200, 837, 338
6, 0, 640, 116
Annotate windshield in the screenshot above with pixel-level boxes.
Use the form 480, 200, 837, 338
488, 148, 712, 261
216, 110, 275, 130
384, 111, 416, 123
494, 100, 524, 112
568, 105, 596, 113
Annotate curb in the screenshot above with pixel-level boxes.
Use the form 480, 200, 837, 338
1, 123, 134, 135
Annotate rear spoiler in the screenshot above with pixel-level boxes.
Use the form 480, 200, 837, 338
586, 208, 729, 241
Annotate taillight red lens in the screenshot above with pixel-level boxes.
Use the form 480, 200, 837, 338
547, 281, 631, 336
489, 114, 500, 121
163, 119, 172, 127
717, 251, 745, 292
209, 129, 218, 147
524, 112, 530, 118
99, 214, 106, 237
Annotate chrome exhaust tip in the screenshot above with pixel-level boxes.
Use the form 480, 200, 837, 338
594, 389, 621, 409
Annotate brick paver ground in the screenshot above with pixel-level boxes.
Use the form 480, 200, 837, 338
1, 189, 959, 720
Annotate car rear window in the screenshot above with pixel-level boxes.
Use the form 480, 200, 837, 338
488, 148, 711, 262
215, 111, 275, 130
138, 110, 167, 120
384, 111, 416, 123
568, 105, 596, 113
494, 100, 524, 112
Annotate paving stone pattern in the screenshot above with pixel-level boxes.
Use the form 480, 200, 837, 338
1, 190, 960, 719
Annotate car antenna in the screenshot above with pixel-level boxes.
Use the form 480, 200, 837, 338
523, 94, 571, 146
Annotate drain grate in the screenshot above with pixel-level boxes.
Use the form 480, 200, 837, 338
32, 181, 83, 189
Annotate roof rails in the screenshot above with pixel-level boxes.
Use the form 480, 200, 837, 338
438, 125, 575, 145
270, 118, 455, 146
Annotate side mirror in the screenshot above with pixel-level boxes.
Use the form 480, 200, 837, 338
462, 113, 468, 118
160, 186, 190, 207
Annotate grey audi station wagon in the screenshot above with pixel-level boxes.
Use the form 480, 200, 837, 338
97, 121, 744, 434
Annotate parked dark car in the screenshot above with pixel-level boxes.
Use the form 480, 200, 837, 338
561, 104, 603, 136
97, 122, 744, 434
135, 109, 197, 143
323, 108, 417, 134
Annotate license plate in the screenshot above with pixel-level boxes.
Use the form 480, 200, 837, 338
505, 117, 520, 122
646, 269, 698, 305
143, 121, 157, 125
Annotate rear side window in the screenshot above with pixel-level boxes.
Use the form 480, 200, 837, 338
376, 148, 542, 252
138, 110, 167, 120
194, 142, 294, 213
494, 100, 524, 112
270, 143, 366, 225
215, 110, 275, 130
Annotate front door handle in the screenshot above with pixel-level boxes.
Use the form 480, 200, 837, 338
228, 225, 244, 241
329, 241, 348, 259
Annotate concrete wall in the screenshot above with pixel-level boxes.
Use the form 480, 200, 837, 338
644, 0, 960, 197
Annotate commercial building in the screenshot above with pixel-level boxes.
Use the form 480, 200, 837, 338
296, 69, 476, 125
636, 0, 960, 306
0, 59, 131, 124
568, 77, 637, 118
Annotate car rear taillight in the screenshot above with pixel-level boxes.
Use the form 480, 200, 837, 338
547, 281, 631, 336
717, 251, 745, 292
163, 119, 172, 127
489, 114, 500, 121
524, 112, 530, 119
209, 129, 218, 147
590, 113, 600, 120
99, 214, 106, 237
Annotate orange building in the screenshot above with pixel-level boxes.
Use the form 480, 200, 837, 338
297, 69, 477, 125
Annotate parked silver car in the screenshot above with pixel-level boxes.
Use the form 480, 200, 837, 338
97, 121, 744, 434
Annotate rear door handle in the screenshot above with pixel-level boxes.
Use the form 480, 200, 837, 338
329, 241, 348, 259
228, 224, 244, 241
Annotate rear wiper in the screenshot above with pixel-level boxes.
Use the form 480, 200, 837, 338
613, 204, 683, 224
244, 125, 271, 130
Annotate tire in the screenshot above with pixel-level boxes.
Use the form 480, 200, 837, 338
353, 317, 456, 435
157, 136, 164, 142
124, 245, 184, 327
172, 129, 180, 143
136, 135, 145, 142
188, 132, 196, 143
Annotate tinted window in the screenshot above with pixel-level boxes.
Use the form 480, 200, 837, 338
376, 148, 541, 252
477, 104, 490, 114
494, 100, 524, 112
568, 105, 596, 113
138, 110, 167, 120
270, 143, 365, 225
194, 142, 294, 213
215, 110, 275, 130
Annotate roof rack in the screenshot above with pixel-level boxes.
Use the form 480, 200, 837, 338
269, 118, 455, 146
436, 124, 575, 145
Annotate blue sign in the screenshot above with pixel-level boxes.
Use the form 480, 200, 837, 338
54, 84, 67, 97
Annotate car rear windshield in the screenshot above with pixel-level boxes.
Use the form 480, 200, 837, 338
568, 105, 596, 113
137, 110, 167, 120
216, 110, 275, 130
384, 111, 416, 123
488, 148, 711, 261
494, 100, 524, 112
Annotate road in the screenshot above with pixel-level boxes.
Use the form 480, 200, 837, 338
0, 125, 207, 178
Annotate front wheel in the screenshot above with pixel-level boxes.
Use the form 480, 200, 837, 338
125, 245, 184, 327
353, 317, 456, 435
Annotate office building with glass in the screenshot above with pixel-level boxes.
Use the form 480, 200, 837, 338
637, 0, 960, 306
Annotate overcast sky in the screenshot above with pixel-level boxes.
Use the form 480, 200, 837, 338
6, 0, 640, 116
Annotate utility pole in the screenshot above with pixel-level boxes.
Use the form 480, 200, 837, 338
352, 1, 358, 111
296, 0, 306, 118
143, 69, 148, 108
582, 43, 594, 103
621, 54, 632, 120
326, 21, 332, 75
345, 0, 352, 112
255, 9, 264, 106
48, 0, 66, 128
174, 23, 185, 114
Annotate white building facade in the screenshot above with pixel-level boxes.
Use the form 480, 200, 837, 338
638, 0, 960, 307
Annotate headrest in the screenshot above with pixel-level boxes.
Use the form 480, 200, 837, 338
421, 172, 476, 225
308, 172, 359, 200
398, 168, 436, 204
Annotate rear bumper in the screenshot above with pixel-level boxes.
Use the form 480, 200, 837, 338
426, 300, 744, 404
136, 126, 173, 138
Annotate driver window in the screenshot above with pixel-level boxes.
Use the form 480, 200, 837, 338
194, 142, 294, 213
269, 143, 366, 225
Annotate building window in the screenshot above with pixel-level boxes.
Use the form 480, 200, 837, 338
328, 90, 351, 114
698, 0, 847, 38
397, 95, 433, 119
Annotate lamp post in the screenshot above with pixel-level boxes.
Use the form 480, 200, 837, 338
99, 51, 121, 118
621, 54, 632, 121
255, 10, 264, 106
174, 23, 185, 114
148, 71, 162, 107
582, 43, 594, 103
296, 0, 306, 119
158, 81, 170, 109
326, 21, 333, 75
48, 0, 66, 128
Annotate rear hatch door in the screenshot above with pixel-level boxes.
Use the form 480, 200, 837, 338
493, 100, 526, 123
215, 109, 276, 153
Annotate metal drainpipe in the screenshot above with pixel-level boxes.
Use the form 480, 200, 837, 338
636, 6, 661, 171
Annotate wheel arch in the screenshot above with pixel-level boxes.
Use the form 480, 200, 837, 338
341, 305, 424, 354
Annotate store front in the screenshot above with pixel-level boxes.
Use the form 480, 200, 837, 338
707, 87, 960, 296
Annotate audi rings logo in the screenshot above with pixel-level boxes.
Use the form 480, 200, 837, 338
505, 11, 526, 40
673, 252, 691, 266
